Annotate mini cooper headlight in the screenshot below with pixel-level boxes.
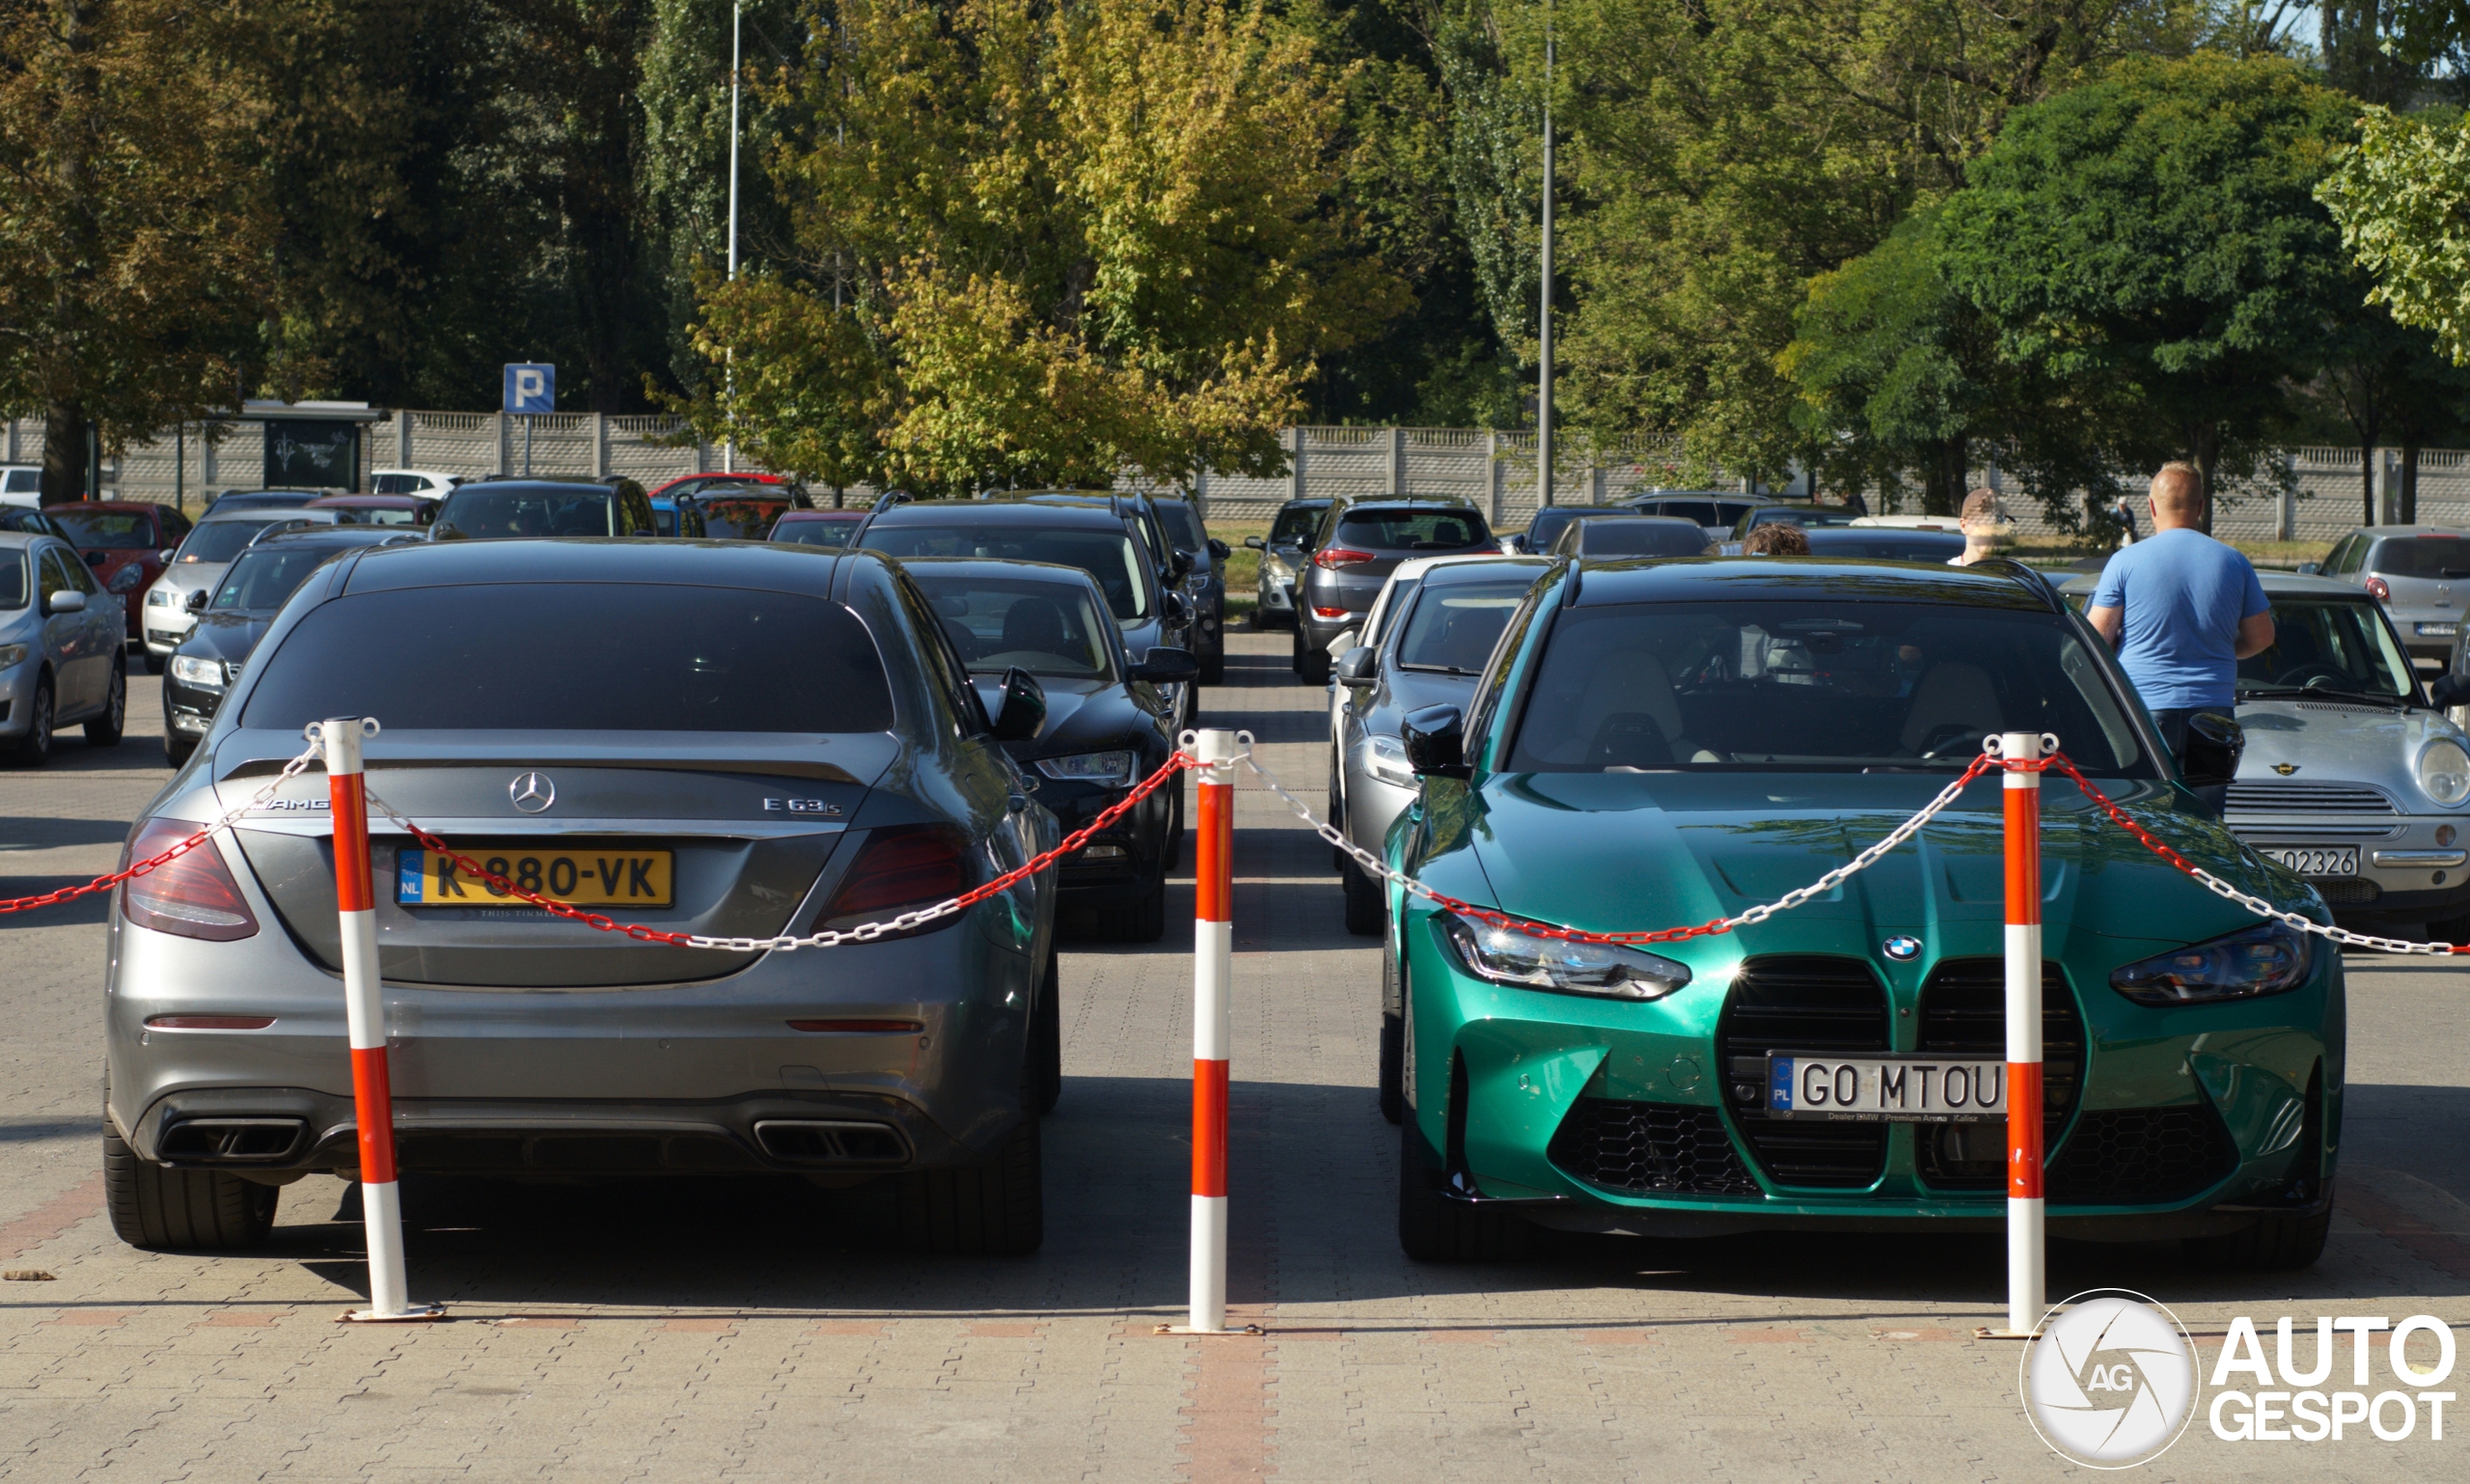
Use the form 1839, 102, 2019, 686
1361, 732, 1416, 788
1035, 750, 1135, 785
1441, 913, 1691, 1002
2109, 921, 2313, 1006
169, 655, 227, 689
2420, 737, 2470, 807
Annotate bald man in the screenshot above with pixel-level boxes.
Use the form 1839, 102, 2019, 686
2087, 463, 2273, 759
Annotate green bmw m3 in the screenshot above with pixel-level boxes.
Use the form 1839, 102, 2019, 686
1382, 557, 2341, 1269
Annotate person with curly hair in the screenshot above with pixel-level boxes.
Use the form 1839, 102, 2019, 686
1740, 521, 1809, 556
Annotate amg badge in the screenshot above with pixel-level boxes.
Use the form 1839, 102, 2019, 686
763, 798, 842, 815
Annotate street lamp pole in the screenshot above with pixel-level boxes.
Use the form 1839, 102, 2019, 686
1537, 11, 1554, 510
724, 0, 742, 475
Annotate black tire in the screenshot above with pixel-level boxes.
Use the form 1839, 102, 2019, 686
1290, 629, 1304, 673
1378, 954, 1405, 1125
894, 1112, 1043, 1255
2182, 1208, 2331, 1271
2430, 913, 2470, 948
1199, 643, 1224, 686
1396, 1119, 1530, 1263
164, 731, 195, 769
7, 674, 53, 764
1030, 946, 1062, 1114
103, 1124, 277, 1251
144, 649, 165, 676
1298, 643, 1331, 687
85, 659, 125, 747
1343, 861, 1385, 936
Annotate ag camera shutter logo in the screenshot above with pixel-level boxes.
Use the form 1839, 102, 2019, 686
2021, 1290, 2199, 1468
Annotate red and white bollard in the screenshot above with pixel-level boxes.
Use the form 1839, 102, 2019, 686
1166, 728, 1254, 1336
319, 717, 440, 1323
1999, 730, 2045, 1336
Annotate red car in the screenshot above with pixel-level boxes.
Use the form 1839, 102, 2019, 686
646, 471, 791, 504
768, 509, 866, 548
43, 501, 194, 651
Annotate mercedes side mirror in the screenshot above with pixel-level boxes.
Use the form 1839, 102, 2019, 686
43, 588, 87, 616
1132, 646, 1200, 684
1335, 646, 1377, 686
1401, 704, 1469, 779
1244, 536, 1267, 551
990, 666, 1047, 742
2179, 710, 2245, 792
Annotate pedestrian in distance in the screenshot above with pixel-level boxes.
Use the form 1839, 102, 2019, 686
2112, 494, 2139, 546
2085, 462, 2273, 760
1950, 487, 2005, 565
1740, 522, 1809, 556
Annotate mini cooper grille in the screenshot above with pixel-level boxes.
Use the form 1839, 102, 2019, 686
1913, 960, 2085, 1191
2225, 781, 2397, 814
1718, 956, 1890, 1189
1548, 1098, 1762, 1195
2311, 878, 2383, 904
2045, 1107, 2237, 1204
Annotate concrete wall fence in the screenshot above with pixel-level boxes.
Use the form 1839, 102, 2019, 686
20, 412, 2470, 545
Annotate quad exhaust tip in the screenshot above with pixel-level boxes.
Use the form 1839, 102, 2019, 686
751, 1119, 910, 1166
157, 1117, 310, 1164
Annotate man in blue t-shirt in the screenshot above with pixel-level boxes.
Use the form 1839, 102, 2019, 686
2087, 463, 2274, 758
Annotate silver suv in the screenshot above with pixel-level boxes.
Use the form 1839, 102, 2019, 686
106, 540, 1060, 1255
2305, 526, 2470, 675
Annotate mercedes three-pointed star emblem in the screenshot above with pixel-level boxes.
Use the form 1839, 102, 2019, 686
508, 771, 556, 813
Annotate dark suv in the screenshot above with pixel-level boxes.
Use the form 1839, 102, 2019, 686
1150, 495, 1228, 684
1294, 499, 1492, 684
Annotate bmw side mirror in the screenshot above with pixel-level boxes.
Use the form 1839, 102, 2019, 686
43, 589, 87, 616
1401, 704, 1469, 779
1244, 536, 1266, 551
1335, 646, 1377, 686
2179, 710, 2244, 792
1132, 646, 1200, 684
2296, 562, 2320, 575
990, 666, 1047, 742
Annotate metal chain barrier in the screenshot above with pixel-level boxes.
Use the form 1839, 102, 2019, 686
361, 752, 1202, 950
0, 741, 323, 918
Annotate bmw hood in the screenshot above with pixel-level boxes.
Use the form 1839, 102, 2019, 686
2232, 697, 2460, 804
1448, 771, 2316, 961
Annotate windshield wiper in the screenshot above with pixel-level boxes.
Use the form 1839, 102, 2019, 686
1396, 662, 1479, 675
2237, 684, 2409, 709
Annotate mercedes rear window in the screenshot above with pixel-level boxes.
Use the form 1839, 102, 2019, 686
243, 585, 893, 732
1335, 508, 1489, 552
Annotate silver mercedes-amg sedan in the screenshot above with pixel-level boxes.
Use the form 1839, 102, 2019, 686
104, 539, 1061, 1255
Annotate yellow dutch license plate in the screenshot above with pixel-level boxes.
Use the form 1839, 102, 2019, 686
394, 847, 674, 908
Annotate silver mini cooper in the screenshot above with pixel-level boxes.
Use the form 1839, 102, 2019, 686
105, 540, 1061, 1254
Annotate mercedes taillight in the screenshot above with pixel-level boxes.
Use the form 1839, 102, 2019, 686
121, 818, 260, 942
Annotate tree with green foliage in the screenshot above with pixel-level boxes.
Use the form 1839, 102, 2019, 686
1937, 54, 2362, 528
681, 0, 1405, 493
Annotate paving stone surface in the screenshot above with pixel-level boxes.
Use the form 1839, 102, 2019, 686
1, 646, 2465, 1481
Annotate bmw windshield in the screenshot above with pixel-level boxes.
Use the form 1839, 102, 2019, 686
1503, 600, 2152, 774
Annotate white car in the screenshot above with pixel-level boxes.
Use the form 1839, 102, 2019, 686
370, 468, 460, 500
141, 510, 343, 665
0, 465, 46, 509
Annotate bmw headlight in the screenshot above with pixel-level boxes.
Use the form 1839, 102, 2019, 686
145, 586, 172, 607
1441, 913, 1691, 1002
106, 564, 145, 593
169, 655, 227, 689
2420, 737, 2470, 807
1361, 732, 1416, 788
1035, 750, 1135, 785
2109, 921, 2313, 1006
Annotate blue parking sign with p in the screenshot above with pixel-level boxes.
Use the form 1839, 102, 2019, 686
503, 363, 555, 414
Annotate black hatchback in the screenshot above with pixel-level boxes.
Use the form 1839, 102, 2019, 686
1294, 499, 1492, 683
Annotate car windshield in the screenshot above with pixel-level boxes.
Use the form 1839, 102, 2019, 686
2370, 535, 2470, 579
1335, 508, 1489, 552
773, 517, 856, 548
1526, 509, 1581, 548
244, 585, 893, 732
1503, 600, 2149, 774
863, 524, 1152, 621
1573, 521, 1709, 558
1802, 532, 1967, 562
370, 474, 428, 495
434, 488, 614, 539
212, 547, 338, 611
0, 552, 24, 609
907, 573, 1115, 680
47, 508, 154, 548
211, 492, 316, 511
1271, 505, 1324, 547
698, 495, 785, 540
1155, 502, 1207, 553
1397, 578, 1536, 673
1365, 578, 1421, 647
2236, 597, 2417, 701
326, 505, 424, 526
175, 520, 280, 564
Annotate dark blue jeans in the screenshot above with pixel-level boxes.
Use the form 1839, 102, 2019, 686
2151, 706, 2227, 813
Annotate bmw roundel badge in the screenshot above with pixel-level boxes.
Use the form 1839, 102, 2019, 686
1881, 936, 1922, 961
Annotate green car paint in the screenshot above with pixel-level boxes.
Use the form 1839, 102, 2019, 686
1386, 562, 2341, 1244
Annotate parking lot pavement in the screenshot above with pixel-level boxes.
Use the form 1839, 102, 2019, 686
2, 643, 2467, 1482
